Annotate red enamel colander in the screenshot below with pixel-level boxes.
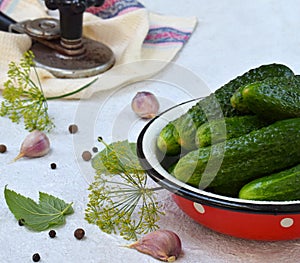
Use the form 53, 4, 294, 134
137, 99, 300, 241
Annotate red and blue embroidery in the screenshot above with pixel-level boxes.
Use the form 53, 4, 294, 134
0, 0, 10, 10
87, 0, 192, 46
144, 27, 192, 45
87, 0, 144, 19
0, 0, 193, 46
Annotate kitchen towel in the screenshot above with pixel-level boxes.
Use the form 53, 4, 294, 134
0, 0, 197, 98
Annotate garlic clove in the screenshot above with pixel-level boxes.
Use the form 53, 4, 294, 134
128, 229, 182, 262
14, 130, 50, 161
131, 91, 159, 119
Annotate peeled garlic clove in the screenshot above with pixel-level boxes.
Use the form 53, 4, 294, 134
131, 91, 159, 119
14, 130, 50, 161
128, 229, 182, 262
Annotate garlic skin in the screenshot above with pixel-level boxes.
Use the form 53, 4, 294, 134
14, 130, 50, 161
128, 229, 182, 262
131, 91, 159, 119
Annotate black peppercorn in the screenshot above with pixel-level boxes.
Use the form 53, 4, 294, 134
32, 253, 40, 262
82, 151, 92, 161
18, 218, 25, 226
92, 147, 98, 153
0, 144, 7, 153
68, 124, 78, 134
74, 228, 85, 240
50, 163, 57, 169
49, 229, 56, 238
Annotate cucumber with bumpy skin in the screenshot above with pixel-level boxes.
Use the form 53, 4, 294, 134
231, 76, 300, 120
173, 118, 300, 197
195, 115, 269, 147
157, 64, 294, 154
239, 164, 300, 201
230, 85, 252, 114
156, 122, 181, 156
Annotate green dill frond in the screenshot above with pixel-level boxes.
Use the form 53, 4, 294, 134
0, 51, 54, 131
85, 140, 164, 240
0, 51, 97, 132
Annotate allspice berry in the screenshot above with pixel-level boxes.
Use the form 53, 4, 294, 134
0, 144, 7, 153
74, 228, 85, 240
82, 151, 92, 161
68, 124, 78, 134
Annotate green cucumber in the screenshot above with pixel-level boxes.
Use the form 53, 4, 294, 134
173, 118, 300, 197
195, 115, 269, 147
230, 85, 252, 114
232, 76, 300, 120
156, 122, 181, 156
157, 64, 294, 154
239, 164, 300, 201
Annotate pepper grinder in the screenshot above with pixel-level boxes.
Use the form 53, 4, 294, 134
1, 0, 115, 78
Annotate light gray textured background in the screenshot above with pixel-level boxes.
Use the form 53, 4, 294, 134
1, 0, 300, 262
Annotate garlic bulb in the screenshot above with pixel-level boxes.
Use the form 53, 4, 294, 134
14, 130, 50, 161
131, 91, 159, 119
128, 229, 182, 262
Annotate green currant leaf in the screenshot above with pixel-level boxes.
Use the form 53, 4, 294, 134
4, 186, 74, 231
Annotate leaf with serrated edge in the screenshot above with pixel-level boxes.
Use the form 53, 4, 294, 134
4, 186, 74, 231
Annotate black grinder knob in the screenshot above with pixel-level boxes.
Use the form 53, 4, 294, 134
35, 0, 114, 78
0, 0, 114, 78
45, 0, 105, 43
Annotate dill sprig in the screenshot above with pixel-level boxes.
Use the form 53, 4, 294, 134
0, 51, 97, 132
85, 138, 164, 241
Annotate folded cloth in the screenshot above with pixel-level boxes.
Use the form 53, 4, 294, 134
0, 0, 197, 99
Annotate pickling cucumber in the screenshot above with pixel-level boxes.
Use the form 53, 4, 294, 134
230, 85, 252, 114
173, 118, 300, 197
156, 122, 181, 156
157, 64, 294, 154
195, 115, 269, 147
239, 164, 300, 201
231, 76, 300, 120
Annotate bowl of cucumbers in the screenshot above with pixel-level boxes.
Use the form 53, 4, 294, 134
137, 63, 300, 241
